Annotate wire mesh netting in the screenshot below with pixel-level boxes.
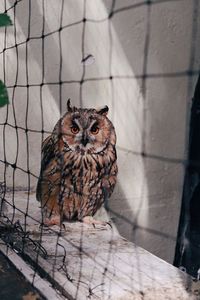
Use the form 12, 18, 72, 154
0, 0, 200, 298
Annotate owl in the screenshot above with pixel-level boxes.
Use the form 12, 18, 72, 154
36, 100, 118, 226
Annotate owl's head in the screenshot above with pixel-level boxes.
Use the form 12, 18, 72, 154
55, 100, 116, 154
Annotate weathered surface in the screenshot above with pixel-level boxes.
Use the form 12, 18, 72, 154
0, 191, 197, 300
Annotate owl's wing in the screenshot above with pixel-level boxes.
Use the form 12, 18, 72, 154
36, 135, 56, 202
40, 135, 56, 172
102, 160, 118, 198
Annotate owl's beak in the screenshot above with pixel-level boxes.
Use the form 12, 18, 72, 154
81, 134, 89, 147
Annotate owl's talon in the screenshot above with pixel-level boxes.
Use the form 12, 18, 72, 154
82, 216, 111, 228
62, 223, 66, 230
43, 215, 61, 226
106, 221, 112, 229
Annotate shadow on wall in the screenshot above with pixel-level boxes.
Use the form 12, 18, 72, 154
105, 0, 200, 264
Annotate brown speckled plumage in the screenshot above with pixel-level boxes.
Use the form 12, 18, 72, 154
36, 100, 118, 225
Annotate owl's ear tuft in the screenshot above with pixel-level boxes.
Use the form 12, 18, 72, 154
96, 105, 109, 116
67, 99, 72, 112
67, 99, 78, 112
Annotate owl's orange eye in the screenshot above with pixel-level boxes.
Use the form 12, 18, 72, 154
71, 125, 79, 134
91, 124, 99, 135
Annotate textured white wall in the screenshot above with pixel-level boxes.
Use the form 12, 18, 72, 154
0, 0, 200, 263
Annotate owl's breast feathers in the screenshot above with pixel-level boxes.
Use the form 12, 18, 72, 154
36, 132, 117, 220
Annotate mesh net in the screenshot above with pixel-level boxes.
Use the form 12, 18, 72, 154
0, 0, 200, 297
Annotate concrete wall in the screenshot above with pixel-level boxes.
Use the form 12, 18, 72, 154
0, 0, 200, 263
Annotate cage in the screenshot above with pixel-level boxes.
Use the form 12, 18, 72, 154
0, 0, 200, 299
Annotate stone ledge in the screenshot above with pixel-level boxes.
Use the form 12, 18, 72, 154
0, 191, 197, 300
